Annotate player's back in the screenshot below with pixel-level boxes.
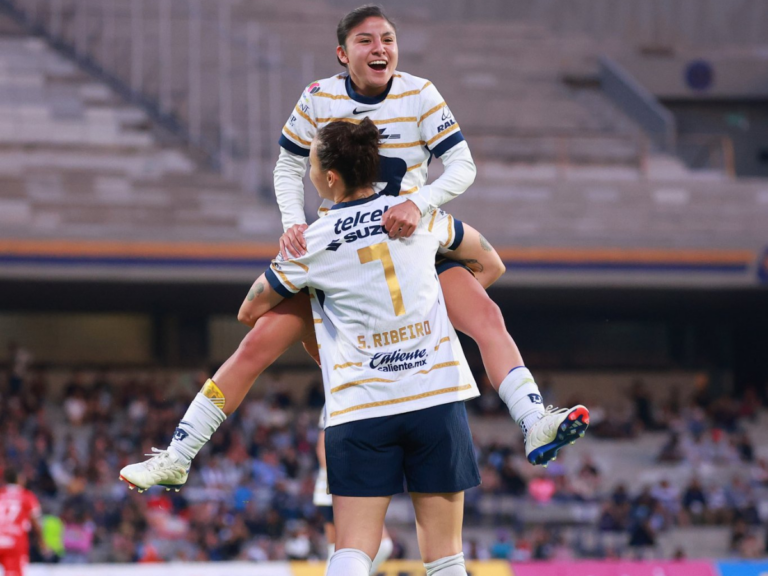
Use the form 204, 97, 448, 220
0, 485, 39, 552
268, 194, 479, 426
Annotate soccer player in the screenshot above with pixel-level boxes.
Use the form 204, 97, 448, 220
119, 5, 587, 493
0, 469, 44, 576
244, 119, 586, 575
314, 412, 393, 575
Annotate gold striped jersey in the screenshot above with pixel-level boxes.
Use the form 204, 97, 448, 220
279, 71, 465, 213
265, 194, 479, 427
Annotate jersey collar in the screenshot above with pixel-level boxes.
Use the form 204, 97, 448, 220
345, 75, 392, 104
330, 193, 380, 210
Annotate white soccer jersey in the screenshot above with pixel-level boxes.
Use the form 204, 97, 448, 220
279, 71, 466, 215
266, 194, 479, 427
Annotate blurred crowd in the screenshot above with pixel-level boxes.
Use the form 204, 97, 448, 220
1, 355, 767, 564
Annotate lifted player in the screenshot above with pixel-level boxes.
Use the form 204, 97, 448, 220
119, 5, 587, 494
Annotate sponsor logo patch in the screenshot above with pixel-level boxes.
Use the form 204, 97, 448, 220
307, 82, 321, 95
528, 393, 543, 404
173, 427, 189, 441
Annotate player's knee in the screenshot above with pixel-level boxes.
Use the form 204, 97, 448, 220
234, 329, 270, 368
465, 298, 505, 341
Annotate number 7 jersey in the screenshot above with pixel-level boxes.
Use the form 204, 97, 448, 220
266, 194, 479, 427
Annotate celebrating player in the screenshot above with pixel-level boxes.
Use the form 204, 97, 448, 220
120, 4, 587, 494
0, 470, 44, 576
242, 119, 589, 575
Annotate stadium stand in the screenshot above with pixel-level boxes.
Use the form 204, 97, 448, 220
1, 365, 766, 562
0, 13, 281, 243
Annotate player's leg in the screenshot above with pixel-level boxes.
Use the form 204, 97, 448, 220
329, 496, 390, 576
402, 402, 478, 575
411, 492, 467, 574
439, 225, 588, 465
211, 292, 315, 415
120, 294, 314, 491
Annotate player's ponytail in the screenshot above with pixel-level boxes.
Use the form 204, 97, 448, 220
316, 118, 380, 198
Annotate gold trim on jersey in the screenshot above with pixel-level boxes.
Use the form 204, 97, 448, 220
331, 377, 394, 394
407, 162, 425, 172
314, 318, 323, 324
273, 267, 300, 292
428, 210, 438, 232
417, 360, 460, 374
400, 187, 418, 195
315, 92, 351, 100
434, 336, 451, 351
386, 81, 432, 100
418, 101, 446, 127
319, 207, 330, 213
426, 123, 460, 146
333, 361, 363, 371
283, 126, 311, 147
440, 215, 455, 248
380, 140, 426, 150
294, 105, 316, 128
329, 384, 473, 418
287, 260, 309, 272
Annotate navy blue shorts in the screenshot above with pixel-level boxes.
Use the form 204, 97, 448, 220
435, 256, 474, 277
325, 401, 481, 497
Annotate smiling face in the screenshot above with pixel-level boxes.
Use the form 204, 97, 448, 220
337, 16, 398, 97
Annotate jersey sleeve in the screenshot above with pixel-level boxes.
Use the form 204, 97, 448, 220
265, 255, 310, 298
278, 84, 319, 157
418, 82, 466, 158
425, 208, 465, 251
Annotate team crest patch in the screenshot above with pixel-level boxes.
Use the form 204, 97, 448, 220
173, 427, 189, 441
528, 393, 543, 404
307, 82, 321, 95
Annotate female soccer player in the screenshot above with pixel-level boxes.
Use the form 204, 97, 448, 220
243, 119, 584, 575
119, 5, 587, 493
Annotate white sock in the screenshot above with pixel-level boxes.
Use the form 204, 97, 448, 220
168, 392, 226, 465
327, 548, 371, 576
369, 538, 393, 575
498, 367, 545, 437
424, 552, 467, 575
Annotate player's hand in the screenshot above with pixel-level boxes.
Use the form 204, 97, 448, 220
280, 223, 308, 259
382, 200, 420, 240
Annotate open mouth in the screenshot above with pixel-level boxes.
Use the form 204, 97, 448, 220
368, 60, 387, 71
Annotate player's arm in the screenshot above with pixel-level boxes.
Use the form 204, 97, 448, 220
237, 272, 287, 328
420, 83, 477, 210
239, 252, 311, 327
445, 223, 505, 289
274, 86, 318, 255
429, 140, 476, 208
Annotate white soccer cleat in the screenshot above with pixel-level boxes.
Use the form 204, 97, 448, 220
119, 448, 189, 493
525, 405, 589, 466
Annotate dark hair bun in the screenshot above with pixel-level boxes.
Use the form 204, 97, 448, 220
351, 117, 380, 146
316, 118, 380, 194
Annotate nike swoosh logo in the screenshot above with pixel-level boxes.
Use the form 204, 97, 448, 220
353, 108, 375, 115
